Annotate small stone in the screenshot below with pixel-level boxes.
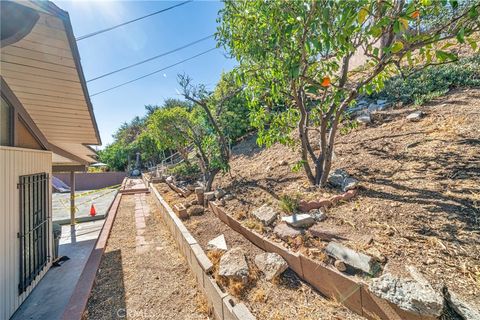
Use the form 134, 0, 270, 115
188, 205, 204, 216
445, 289, 480, 320
207, 234, 228, 251
325, 242, 379, 275
369, 273, 443, 317
166, 176, 174, 183
406, 110, 424, 121
214, 188, 226, 200
274, 223, 304, 240
328, 169, 347, 189
425, 258, 435, 265
309, 208, 326, 222
204, 191, 215, 201
252, 205, 278, 226
224, 194, 234, 201
265, 165, 272, 172
356, 114, 371, 124
254, 252, 288, 280
218, 248, 249, 284
334, 260, 347, 272
281, 214, 315, 228
278, 160, 288, 166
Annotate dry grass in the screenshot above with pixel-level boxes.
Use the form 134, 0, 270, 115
252, 288, 267, 302
243, 217, 264, 233
194, 293, 212, 316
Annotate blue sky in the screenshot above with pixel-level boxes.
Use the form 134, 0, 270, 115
56, 0, 236, 147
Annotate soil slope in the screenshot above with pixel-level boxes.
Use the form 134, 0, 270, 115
215, 88, 480, 306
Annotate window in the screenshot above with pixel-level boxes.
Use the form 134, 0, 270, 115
18, 173, 50, 293
1, 96, 12, 146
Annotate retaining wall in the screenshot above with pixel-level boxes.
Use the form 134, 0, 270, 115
54, 172, 126, 191
209, 202, 430, 320
150, 185, 255, 320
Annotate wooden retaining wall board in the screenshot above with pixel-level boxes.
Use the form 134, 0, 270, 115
150, 185, 255, 320
209, 202, 427, 320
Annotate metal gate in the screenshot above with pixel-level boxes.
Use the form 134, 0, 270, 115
18, 172, 50, 294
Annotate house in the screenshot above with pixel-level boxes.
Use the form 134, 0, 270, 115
0, 1, 101, 318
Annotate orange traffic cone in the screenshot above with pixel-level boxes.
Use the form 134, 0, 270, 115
90, 204, 96, 217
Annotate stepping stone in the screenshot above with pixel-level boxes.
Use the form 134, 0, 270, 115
369, 273, 443, 318
325, 242, 378, 274
281, 214, 314, 228
274, 223, 304, 240
218, 248, 249, 284
207, 234, 228, 251
254, 252, 288, 280
252, 205, 278, 226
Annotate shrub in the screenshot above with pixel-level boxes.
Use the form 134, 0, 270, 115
373, 55, 480, 106
279, 194, 300, 214
167, 162, 200, 179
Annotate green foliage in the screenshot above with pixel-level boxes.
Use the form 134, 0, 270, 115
97, 142, 129, 171
279, 194, 300, 214
218, 0, 479, 186
167, 162, 200, 179
373, 55, 480, 106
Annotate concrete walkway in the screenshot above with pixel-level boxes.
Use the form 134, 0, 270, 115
11, 220, 104, 320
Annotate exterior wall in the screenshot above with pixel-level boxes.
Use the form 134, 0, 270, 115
54, 172, 126, 191
0, 146, 52, 320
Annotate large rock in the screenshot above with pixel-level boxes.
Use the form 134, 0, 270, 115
369, 273, 443, 318
328, 169, 359, 192
445, 290, 480, 320
254, 253, 288, 281
207, 234, 228, 251
274, 223, 304, 240
281, 214, 315, 228
218, 248, 249, 283
325, 242, 379, 275
252, 205, 278, 226
406, 110, 424, 121
187, 205, 204, 216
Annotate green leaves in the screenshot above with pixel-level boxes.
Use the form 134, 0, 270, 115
391, 41, 404, 53
435, 50, 457, 62
358, 7, 368, 24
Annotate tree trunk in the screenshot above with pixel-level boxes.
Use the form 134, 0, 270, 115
205, 168, 220, 192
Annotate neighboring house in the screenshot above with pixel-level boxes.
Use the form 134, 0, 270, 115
0, 1, 101, 319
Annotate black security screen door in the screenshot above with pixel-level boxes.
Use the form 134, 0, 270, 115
18, 172, 50, 294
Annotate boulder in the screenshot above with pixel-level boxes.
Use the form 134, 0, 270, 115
328, 169, 359, 192
188, 205, 204, 216
274, 223, 304, 240
281, 214, 315, 228
356, 114, 371, 124
207, 234, 228, 251
445, 289, 480, 320
369, 273, 443, 318
325, 242, 379, 275
214, 188, 226, 200
254, 253, 288, 280
406, 110, 424, 121
218, 248, 249, 283
252, 205, 278, 226
309, 208, 326, 222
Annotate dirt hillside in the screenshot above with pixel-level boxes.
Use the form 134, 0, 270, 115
215, 88, 480, 306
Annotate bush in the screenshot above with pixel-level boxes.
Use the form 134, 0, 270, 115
167, 162, 200, 179
373, 55, 480, 106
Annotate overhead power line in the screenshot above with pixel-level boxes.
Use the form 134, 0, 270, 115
76, 0, 192, 41
90, 47, 218, 97
87, 34, 214, 82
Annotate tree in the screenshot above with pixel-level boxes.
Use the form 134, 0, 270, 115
218, 0, 479, 186
177, 74, 242, 191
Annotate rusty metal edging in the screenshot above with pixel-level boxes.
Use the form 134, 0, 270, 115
208, 201, 429, 320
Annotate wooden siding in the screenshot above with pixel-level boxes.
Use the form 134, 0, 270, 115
0, 147, 52, 320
